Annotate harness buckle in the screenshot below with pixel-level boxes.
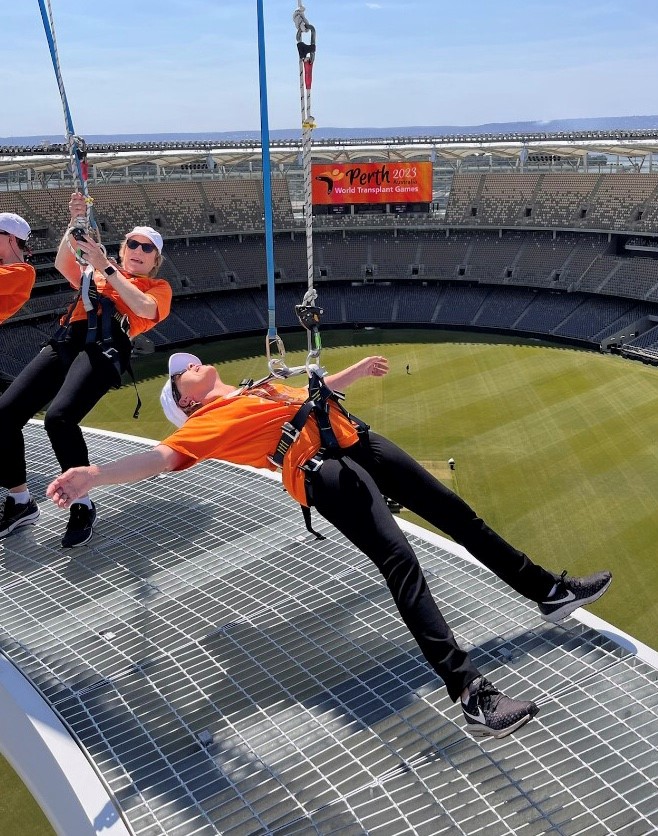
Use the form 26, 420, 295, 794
114, 313, 129, 334
301, 453, 324, 473
280, 421, 300, 444
102, 346, 119, 362
267, 422, 301, 469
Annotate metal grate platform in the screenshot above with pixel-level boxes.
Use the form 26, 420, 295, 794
0, 423, 656, 835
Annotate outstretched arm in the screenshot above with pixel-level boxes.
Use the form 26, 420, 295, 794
324, 355, 389, 391
47, 445, 187, 509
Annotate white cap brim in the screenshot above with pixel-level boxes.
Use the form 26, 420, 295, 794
160, 353, 201, 427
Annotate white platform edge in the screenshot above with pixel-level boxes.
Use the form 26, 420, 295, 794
0, 655, 131, 836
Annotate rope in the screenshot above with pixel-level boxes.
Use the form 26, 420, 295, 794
37, 0, 97, 252
294, 2, 320, 364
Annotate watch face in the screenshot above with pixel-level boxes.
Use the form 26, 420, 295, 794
104, 265, 116, 276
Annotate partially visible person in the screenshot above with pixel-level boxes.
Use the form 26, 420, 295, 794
0, 212, 35, 324
0, 192, 172, 548
47, 351, 612, 739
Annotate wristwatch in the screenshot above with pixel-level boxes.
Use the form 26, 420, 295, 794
103, 264, 117, 277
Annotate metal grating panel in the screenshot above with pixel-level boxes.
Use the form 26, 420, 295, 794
0, 423, 656, 835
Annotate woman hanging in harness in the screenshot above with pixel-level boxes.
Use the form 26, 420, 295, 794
0, 191, 172, 548
47, 349, 611, 739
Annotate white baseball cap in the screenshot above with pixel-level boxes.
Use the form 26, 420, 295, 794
126, 226, 163, 253
160, 352, 201, 427
0, 212, 31, 240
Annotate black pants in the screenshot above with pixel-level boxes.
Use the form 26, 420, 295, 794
0, 321, 130, 489
305, 431, 557, 701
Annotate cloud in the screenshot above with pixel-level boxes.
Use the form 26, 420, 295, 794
365, 3, 383, 7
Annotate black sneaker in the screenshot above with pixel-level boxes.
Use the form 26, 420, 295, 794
0, 495, 40, 538
462, 676, 539, 739
61, 502, 97, 548
538, 569, 612, 623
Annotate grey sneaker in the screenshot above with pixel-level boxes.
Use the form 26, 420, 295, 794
538, 570, 612, 623
462, 676, 539, 739
61, 502, 97, 549
0, 495, 40, 538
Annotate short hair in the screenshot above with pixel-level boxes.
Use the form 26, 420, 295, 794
170, 372, 201, 417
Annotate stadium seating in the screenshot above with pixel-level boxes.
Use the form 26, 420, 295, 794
445, 171, 658, 232
474, 288, 536, 328
4, 171, 658, 381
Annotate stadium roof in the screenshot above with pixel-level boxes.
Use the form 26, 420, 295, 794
2, 130, 658, 175
1, 423, 656, 835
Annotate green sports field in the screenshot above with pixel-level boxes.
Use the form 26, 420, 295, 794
80, 328, 657, 651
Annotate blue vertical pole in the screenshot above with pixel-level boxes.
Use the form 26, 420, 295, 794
256, 0, 278, 340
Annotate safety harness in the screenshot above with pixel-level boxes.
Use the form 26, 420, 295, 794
265, 366, 370, 540
54, 266, 142, 419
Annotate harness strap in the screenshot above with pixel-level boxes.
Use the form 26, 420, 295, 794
268, 369, 369, 471
301, 505, 325, 540
308, 372, 339, 450
83, 280, 101, 344
268, 370, 333, 469
268, 402, 315, 468
52, 292, 79, 343
264, 366, 370, 539
53, 280, 142, 419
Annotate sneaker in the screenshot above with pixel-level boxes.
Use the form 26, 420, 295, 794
462, 676, 539, 739
61, 502, 97, 549
0, 495, 40, 538
538, 569, 612, 623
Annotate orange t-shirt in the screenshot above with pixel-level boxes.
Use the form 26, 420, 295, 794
162, 381, 361, 506
0, 262, 36, 324
62, 271, 172, 337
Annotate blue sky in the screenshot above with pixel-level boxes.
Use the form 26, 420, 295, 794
3, 1, 658, 137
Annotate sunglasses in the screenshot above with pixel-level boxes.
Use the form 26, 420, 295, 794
126, 239, 157, 254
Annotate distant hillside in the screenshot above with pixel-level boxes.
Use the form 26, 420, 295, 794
3, 115, 658, 146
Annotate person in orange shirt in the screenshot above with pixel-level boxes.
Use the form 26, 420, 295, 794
0, 192, 172, 548
0, 212, 36, 324
47, 351, 612, 739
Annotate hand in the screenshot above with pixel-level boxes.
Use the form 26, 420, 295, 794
360, 356, 389, 378
47, 467, 96, 508
68, 233, 109, 273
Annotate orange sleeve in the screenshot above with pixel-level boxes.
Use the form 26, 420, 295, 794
114, 276, 172, 337
0, 263, 36, 324
141, 277, 172, 326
